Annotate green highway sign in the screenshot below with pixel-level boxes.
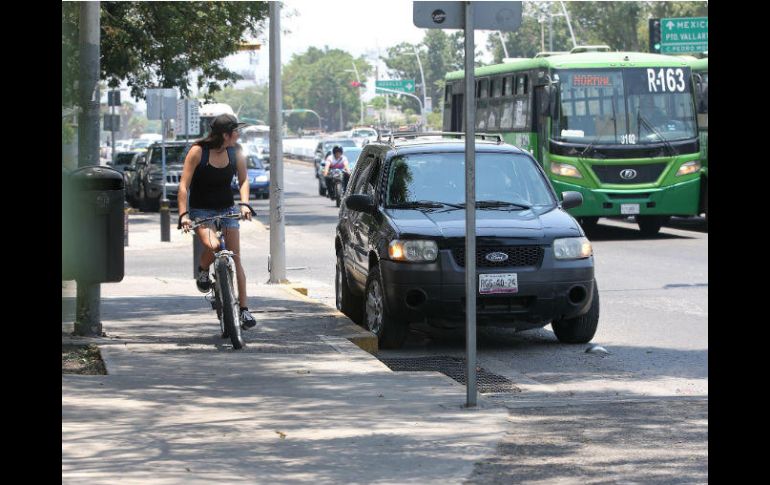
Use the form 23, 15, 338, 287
376, 79, 415, 94
661, 17, 708, 54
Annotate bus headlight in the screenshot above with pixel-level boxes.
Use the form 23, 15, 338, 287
676, 160, 701, 176
550, 162, 583, 178
388, 240, 438, 262
554, 237, 592, 260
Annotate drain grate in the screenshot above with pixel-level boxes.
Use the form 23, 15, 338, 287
378, 356, 521, 394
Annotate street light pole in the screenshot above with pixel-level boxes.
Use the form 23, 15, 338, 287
375, 87, 424, 127
346, 64, 364, 125
412, 45, 428, 131
268, 1, 286, 283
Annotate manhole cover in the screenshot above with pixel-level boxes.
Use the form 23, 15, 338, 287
378, 356, 521, 394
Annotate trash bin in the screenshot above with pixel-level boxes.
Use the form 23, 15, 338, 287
67, 166, 125, 283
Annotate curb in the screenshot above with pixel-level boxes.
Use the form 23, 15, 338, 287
278, 284, 378, 354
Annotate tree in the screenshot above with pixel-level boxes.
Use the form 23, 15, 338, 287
62, 1, 269, 107
486, 1, 572, 64
381, 31, 473, 115
213, 84, 270, 123
282, 47, 372, 132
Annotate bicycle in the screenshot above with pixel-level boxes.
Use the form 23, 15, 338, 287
178, 204, 256, 350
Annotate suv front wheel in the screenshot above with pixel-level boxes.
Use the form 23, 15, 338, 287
551, 280, 600, 344
364, 264, 408, 349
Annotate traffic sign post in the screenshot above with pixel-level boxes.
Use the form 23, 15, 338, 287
661, 17, 708, 54
147, 88, 178, 242
414, 1, 521, 408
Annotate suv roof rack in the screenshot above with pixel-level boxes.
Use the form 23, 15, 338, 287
380, 131, 504, 145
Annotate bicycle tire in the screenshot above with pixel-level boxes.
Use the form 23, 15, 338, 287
215, 260, 244, 349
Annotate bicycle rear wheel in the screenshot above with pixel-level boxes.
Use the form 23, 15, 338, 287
215, 260, 244, 349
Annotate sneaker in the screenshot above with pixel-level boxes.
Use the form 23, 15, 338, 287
196, 269, 212, 293
240, 309, 257, 330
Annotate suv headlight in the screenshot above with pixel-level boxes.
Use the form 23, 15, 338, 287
676, 160, 701, 176
550, 162, 582, 178
388, 240, 438, 262
554, 237, 592, 260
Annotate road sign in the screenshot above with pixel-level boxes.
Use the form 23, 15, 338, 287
375, 79, 415, 94
146, 88, 178, 120
107, 90, 121, 107
413, 2, 521, 31
661, 17, 708, 54
176, 99, 201, 136
103, 114, 120, 131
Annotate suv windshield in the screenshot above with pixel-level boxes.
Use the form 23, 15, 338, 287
386, 152, 555, 209
246, 155, 264, 169
553, 67, 697, 145
113, 153, 135, 166
149, 145, 191, 165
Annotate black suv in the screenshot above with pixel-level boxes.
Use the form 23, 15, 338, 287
335, 134, 599, 349
132, 141, 192, 211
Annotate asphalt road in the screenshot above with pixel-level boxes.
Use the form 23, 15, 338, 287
129, 160, 708, 402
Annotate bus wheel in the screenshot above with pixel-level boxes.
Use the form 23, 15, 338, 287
637, 216, 669, 236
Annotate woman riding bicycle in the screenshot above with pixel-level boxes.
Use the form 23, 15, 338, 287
177, 113, 257, 330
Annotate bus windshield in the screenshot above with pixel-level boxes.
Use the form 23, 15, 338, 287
553, 68, 697, 145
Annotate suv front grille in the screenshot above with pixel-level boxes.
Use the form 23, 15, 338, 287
452, 246, 544, 268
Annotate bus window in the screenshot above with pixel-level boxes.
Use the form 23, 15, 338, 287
445, 83, 452, 103
492, 77, 502, 98
479, 79, 489, 99
503, 76, 513, 97
516, 75, 528, 95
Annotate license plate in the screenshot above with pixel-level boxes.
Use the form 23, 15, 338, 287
479, 273, 518, 294
621, 203, 640, 215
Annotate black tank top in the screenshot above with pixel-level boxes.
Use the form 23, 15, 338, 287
189, 146, 237, 210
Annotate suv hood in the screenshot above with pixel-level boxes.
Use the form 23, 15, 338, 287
384, 207, 580, 240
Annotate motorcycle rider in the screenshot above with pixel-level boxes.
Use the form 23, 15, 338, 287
322, 145, 350, 198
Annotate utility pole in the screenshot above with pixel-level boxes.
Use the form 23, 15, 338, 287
268, 1, 286, 284
412, 45, 428, 131
74, 0, 102, 337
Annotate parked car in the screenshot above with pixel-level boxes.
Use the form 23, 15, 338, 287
123, 151, 148, 208
335, 135, 599, 349
231, 154, 270, 199
110, 151, 142, 174
132, 141, 192, 211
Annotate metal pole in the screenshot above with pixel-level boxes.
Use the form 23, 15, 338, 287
74, 0, 101, 337
412, 45, 428, 131
558, 0, 578, 49
464, 0, 477, 408
548, 10, 553, 51
268, 1, 286, 283
160, 112, 170, 242
497, 31, 509, 59
110, 94, 116, 165
351, 62, 364, 124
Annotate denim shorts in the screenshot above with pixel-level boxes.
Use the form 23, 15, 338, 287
189, 205, 240, 229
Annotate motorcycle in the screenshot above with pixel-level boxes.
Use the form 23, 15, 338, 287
327, 168, 349, 207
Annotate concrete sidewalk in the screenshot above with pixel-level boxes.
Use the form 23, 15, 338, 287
62, 270, 510, 484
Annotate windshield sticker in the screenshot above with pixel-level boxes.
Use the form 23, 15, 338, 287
561, 129, 585, 138
620, 134, 638, 145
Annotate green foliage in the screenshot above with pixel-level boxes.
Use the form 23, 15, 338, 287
381, 31, 475, 114
62, 1, 269, 107
213, 84, 269, 123
62, 119, 75, 145
486, 1, 572, 63
282, 47, 372, 132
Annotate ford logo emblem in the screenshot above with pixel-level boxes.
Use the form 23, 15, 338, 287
620, 169, 638, 180
485, 252, 509, 263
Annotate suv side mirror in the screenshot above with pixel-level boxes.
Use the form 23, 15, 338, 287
345, 194, 375, 213
561, 191, 583, 210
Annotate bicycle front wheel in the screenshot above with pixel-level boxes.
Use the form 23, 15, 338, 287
215, 260, 244, 350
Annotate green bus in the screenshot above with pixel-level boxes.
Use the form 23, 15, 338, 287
443, 47, 702, 235
689, 57, 708, 221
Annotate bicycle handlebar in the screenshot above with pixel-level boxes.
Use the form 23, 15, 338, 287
177, 203, 257, 230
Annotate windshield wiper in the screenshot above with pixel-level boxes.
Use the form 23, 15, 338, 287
471, 200, 532, 210
388, 200, 464, 209
637, 111, 675, 156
